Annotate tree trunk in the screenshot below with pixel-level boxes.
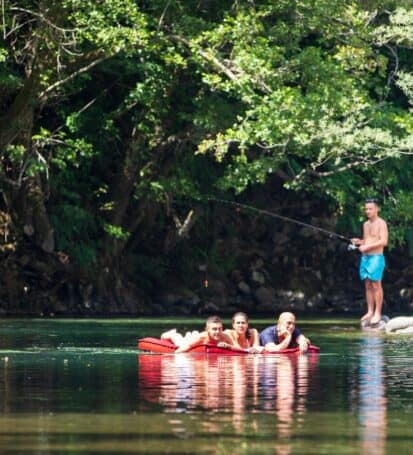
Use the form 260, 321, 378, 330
0, 71, 54, 253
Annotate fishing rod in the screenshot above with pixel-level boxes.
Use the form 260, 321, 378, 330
207, 196, 357, 249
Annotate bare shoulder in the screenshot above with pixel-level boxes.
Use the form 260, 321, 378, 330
197, 331, 209, 342
221, 332, 234, 343
249, 328, 259, 338
247, 328, 260, 347
378, 217, 388, 227
223, 329, 236, 341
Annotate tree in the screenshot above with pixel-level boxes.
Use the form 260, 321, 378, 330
190, 2, 413, 239
0, 0, 148, 253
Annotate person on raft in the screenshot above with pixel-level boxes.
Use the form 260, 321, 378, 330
224, 312, 263, 353
351, 198, 388, 327
259, 312, 311, 353
160, 315, 235, 353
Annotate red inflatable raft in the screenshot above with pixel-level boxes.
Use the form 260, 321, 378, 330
138, 337, 320, 354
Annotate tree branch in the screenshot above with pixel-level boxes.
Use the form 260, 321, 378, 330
39, 56, 108, 99
169, 34, 271, 93
10, 6, 77, 33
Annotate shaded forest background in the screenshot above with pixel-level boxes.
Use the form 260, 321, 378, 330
1, 0, 413, 316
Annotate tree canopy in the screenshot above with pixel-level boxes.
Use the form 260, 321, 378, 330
1, 1, 413, 309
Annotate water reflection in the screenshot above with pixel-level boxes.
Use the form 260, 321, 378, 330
357, 335, 387, 455
138, 352, 319, 452
260, 354, 313, 455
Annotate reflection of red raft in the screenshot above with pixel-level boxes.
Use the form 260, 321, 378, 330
138, 337, 320, 354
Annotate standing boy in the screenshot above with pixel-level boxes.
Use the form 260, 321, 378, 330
351, 198, 388, 326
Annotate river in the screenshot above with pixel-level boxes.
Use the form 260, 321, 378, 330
0, 317, 412, 454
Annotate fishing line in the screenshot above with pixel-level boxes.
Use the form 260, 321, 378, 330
206, 196, 354, 247
204, 199, 211, 288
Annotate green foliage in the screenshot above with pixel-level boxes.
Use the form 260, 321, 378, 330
127, 254, 169, 292
2, 0, 413, 296
103, 223, 130, 241
0, 48, 7, 62
50, 203, 99, 268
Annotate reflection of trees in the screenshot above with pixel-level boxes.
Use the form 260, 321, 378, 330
138, 352, 319, 452
357, 336, 387, 455
1, 354, 137, 415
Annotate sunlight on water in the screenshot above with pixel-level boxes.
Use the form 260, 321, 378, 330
137, 329, 413, 454
0, 318, 412, 454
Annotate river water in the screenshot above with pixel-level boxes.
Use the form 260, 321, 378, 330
0, 317, 412, 454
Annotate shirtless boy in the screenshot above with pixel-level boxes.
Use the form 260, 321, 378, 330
259, 312, 310, 353
351, 198, 388, 326
161, 315, 235, 353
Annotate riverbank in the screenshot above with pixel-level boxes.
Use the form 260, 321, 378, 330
1, 245, 412, 317
1, 193, 413, 317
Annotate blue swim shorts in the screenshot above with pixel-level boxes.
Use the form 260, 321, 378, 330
359, 254, 385, 282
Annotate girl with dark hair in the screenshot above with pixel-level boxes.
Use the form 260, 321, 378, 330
224, 312, 263, 353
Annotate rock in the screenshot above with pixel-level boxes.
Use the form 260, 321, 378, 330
251, 270, 266, 285
400, 288, 413, 299
158, 292, 182, 306
41, 229, 55, 253
401, 265, 413, 281
181, 290, 201, 307
255, 301, 277, 313
237, 281, 251, 295
203, 279, 227, 295
170, 304, 192, 316
23, 224, 34, 236
53, 300, 68, 313
272, 232, 289, 245
230, 269, 244, 284
250, 258, 264, 270
198, 301, 220, 315
150, 303, 168, 316
305, 293, 325, 310
254, 286, 276, 307
385, 316, 413, 334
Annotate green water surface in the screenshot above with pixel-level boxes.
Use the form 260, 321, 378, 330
0, 317, 412, 454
